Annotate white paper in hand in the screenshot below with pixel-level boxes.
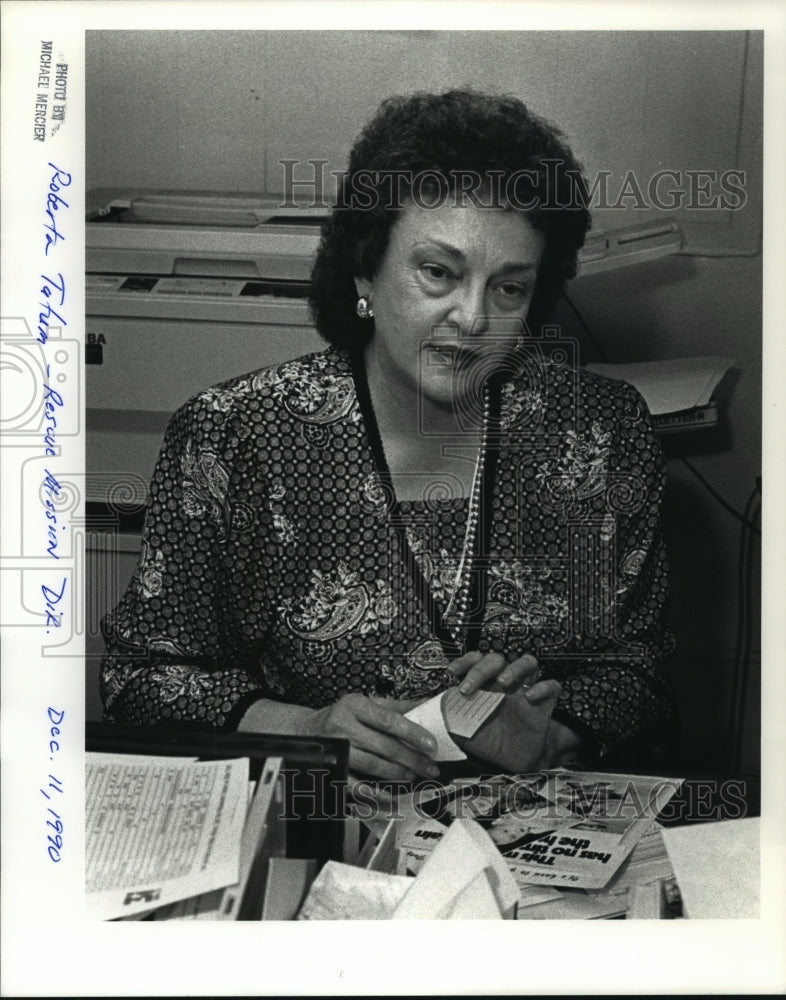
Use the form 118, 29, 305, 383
443, 686, 504, 738
405, 687, 505, 760
404, 693, 466, 761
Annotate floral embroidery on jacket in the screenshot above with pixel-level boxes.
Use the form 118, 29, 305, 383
149, 664, 215, 704
252, 356, 358, 425
199, 378, 254, 413
137, 541, 165, 599
405, 527, 461, 608
618, 548, 648, 596
500, 379, 543, 429
181, 439, 230, 531
272, 512, 297, 545
280, 563, 396, 642
360, 473, 394, 517
485, 560, 569, 632
535, 423, 612, 507
374, 641, 452, 701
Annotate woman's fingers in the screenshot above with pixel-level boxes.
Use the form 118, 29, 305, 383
362, 698, 438, 756
449, 651, 539, 695
446, 650, 484, 681
349, 697, 440, 779
313, 694, 435, 781
495, 654, 540, 690
313, 676, 559, 784
383, 697, 430, 714
521, 678, 562, 706
457, 652, 507, 693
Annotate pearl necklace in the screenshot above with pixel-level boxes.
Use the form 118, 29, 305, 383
443, 383, 491, 643
349, 347, 499, 655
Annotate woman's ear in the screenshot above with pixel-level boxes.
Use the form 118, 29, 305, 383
354, 276, 373, 299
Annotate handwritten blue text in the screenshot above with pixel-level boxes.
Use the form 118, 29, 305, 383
37, 272, 66, 344
42, 469, 65, 562
43, 163, 72, 256
42, 366, 64, 456
42, 577, 66, 631
41, 709, 65, 862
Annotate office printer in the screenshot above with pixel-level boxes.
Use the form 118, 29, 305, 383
86, 190, 329, 509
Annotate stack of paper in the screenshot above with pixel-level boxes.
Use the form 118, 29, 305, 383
396, 769, 682, 897
86, 752, 284, 921
298, 767, 688, 921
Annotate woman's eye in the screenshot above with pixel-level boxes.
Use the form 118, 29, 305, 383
496, 282, 527, 299
493, 283, 530, 309
421, 263, 453, 281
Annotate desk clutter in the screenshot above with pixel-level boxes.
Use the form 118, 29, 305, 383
84, 723, 348, 921
87, 745, 758, 921
326, 770, 686, 920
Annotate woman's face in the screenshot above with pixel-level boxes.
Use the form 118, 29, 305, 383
356, 200, 545, 416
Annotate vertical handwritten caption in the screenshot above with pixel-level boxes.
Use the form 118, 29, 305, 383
40, 707, 65, 862
38, 162, 71, 632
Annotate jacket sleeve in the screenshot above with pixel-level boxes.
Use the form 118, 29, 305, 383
99, 389, 270, 730
546, 381, 677, 762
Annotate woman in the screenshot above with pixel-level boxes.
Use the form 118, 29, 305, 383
101, 90, 676, 782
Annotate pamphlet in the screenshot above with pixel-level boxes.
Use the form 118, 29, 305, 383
394, 769, 682, 893
86, 753, 249, 919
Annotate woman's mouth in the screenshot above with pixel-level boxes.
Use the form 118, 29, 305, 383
427, 344, 459, 366
426, 344, 484, 368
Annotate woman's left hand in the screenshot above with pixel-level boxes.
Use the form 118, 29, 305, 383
452, 678, 563, 773
448, 650, 540, 695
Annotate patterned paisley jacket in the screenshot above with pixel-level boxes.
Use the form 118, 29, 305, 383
101, 347, 676, 758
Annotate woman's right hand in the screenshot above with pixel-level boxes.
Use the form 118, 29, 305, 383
309, 693, 441, 783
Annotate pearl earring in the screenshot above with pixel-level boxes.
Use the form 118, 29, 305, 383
356, 296, 374, 319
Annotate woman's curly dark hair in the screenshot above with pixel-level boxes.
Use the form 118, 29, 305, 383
309, 89, 591, 348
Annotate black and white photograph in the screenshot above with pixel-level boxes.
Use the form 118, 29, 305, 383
1, 2, 784, 996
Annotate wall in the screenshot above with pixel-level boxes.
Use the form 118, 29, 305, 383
85, 30, 762, 772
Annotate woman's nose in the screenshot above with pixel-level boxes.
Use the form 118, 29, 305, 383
448, 281, 490, 338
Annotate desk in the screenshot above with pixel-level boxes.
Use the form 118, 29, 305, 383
86, 725, 761, 919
